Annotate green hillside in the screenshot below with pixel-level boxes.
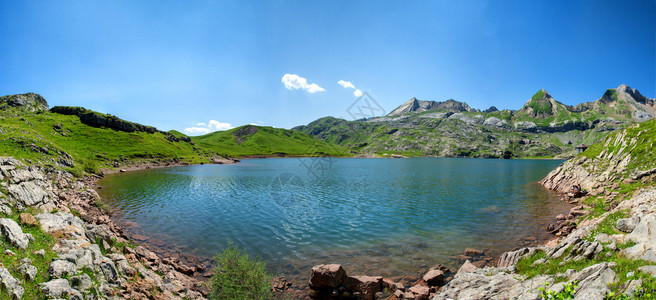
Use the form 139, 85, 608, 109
192, 125, 349, 157
0, 93, 347, 176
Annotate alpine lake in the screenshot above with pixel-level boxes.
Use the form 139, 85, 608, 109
96, 157, 571, 282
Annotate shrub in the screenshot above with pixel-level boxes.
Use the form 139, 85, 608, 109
210, 244, 273, 300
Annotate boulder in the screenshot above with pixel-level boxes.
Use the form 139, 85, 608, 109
408, 284, 430, 300
422, 269, 445, 286
36, 212, 86, 239
49, 260, 77, 278
0, 267, 25, 299
18, 213, 38, 227
309, 264, 347, 290
40, 278, 71, 298
617, 216, 640, 233
18, 261, 38, 281
70, 274, 94, 292
0, 218, 30, 249
100, 260, 121, 285
344, 275, 382, 300
624, 214, 656, 262
573, 262, 617, 299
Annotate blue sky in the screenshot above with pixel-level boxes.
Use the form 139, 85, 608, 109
1, 1, 654, 134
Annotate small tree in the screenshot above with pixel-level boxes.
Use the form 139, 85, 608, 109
210, 244, 273, 300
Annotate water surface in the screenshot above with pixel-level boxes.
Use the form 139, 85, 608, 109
97, 158, 569, 280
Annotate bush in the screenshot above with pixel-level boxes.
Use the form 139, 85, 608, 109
81, 159, 99, 174
210, 244, 273, 300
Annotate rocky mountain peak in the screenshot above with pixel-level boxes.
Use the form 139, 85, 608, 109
387, 98, 478, 116
0, 93, 49, 112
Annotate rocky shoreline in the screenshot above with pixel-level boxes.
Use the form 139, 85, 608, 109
0, 157, 209, 299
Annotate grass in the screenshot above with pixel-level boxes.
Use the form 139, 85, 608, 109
586, 210, 629, 240
193, 125, 350, 157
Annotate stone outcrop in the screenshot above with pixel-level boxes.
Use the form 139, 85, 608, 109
0, 93, 49, 112
0, 156, 207, 299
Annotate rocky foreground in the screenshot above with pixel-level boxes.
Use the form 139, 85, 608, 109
0, 157, 207, 299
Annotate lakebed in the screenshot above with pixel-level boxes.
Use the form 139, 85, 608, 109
95, 157, 574, 286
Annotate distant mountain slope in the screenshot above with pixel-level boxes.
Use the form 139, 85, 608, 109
295, 85, 655, 158
191, 125, 348, 157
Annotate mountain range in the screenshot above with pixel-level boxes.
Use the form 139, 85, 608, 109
294, 84, 655, 158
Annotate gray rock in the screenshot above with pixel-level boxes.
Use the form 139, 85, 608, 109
7, 181, 51, 209
0, 267, 25, 299
35, 249, 46, 257
18, 261, 38, 281
498, 247, 532, 268
617, 216, 640, 233
108, 253, 136, 277
36, 212, 86, 239
49, 260, 77, 278
70, 273, 93, 291
624, 214, 656, 262
0, 218, 30, 249
593, 233, 614, 244
637, 265, 656, 276
573, 262, 617, 299
100, 260, 121, 285
40, 278, 71, 298
625, 279, 643, 297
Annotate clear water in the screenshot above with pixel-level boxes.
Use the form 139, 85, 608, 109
97, 158, 569, 280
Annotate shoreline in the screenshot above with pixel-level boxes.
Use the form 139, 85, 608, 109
91, 156, 576, 299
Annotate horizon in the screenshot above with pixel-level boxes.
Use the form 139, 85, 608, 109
1, 1, 654, 135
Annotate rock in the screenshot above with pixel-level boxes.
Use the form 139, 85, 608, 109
573, 262, 617, 299
18, 261, 38, 281
4, 249, 15, 256
134, 246, 159, 261
0, 218, 30, 249
49, 259, 77, 278
433, 267, 551, 300
617, 216, 640, 233
464, 248, 483, 257
344, 275, 382, 300
0, 267, 25, 299
18, 213, 38, 227
422, 269, 445, 286
7, 181, 52, 210
70, 273, 93, 292
497, 247, 531, 268
35, 249, 45, 257
108, 253, 136, 277
457, 260, 478, 273
40, 278, 71, 298
309, 264, 347, 290
593, 233, 614, 244
36, 212, 86, 239
637, 265, 656, 276
624, 214, 656, 262
408, 284, 430, 300
100, 259, 121, 284
382, 278, 404, 292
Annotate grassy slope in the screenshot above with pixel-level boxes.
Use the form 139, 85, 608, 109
0, 108, 347, 176
192, 125, 349, 157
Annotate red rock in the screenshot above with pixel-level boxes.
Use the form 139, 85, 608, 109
422, 269, 445, 287
344, 275, 382, 300
408, 285, 430, 300
309, 264, 347, 290
456, 255, 471, 262
383, 278, 404, 292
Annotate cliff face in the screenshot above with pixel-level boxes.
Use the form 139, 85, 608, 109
541, 118, 656, 193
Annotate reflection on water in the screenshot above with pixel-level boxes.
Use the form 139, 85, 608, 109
97, 158, 570, 281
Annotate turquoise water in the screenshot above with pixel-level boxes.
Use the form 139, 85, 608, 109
97, 158, 569, 279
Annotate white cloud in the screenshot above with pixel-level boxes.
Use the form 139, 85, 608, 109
281, 74, 325, 93
338, 79, 364, 97
183, 120, 234, 135
337, 80, 355, 89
